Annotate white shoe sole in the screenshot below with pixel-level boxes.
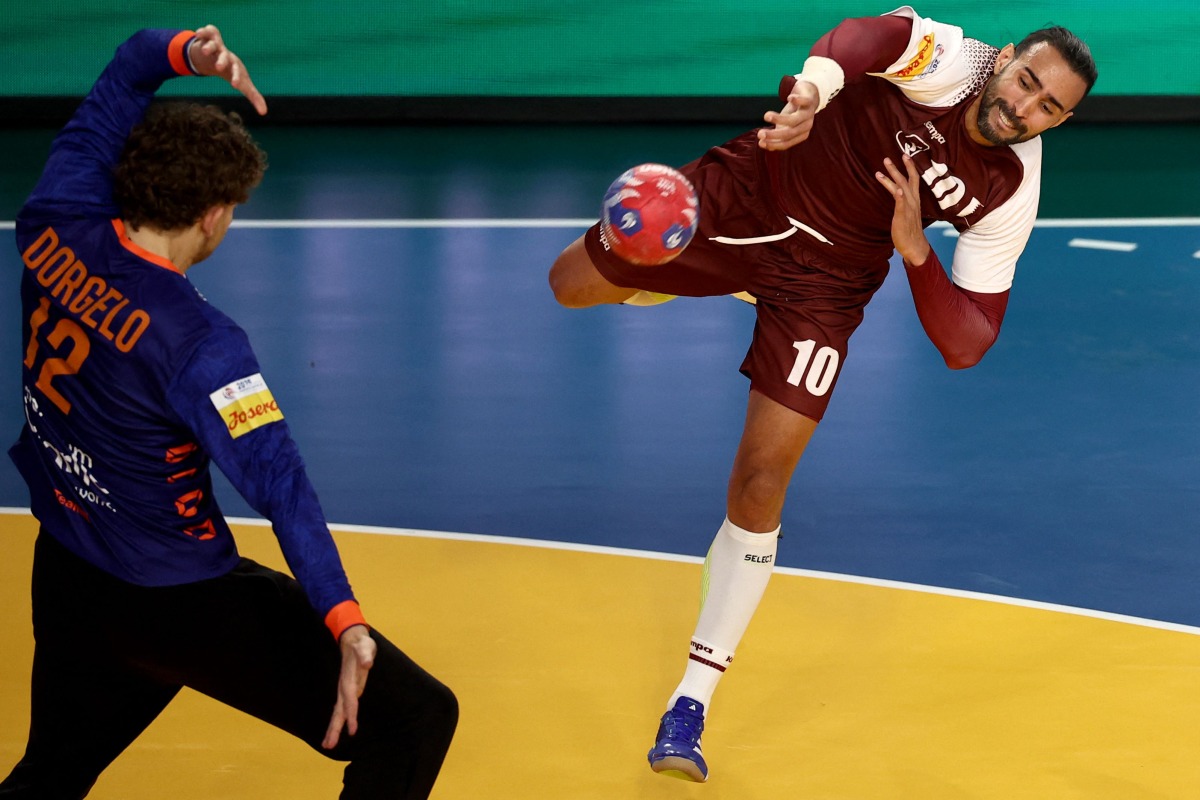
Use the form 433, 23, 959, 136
650, 755, 708, 782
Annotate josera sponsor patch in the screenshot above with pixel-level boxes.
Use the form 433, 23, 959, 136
208, 373, 284, 438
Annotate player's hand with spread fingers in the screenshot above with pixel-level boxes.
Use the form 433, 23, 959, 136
187, 25, 268, 115
757, 81, 820, 151
323, 624, 377, 750
875, 154, 932, 266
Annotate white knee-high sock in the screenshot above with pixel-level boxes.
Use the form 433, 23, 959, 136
669, 516, 779, 713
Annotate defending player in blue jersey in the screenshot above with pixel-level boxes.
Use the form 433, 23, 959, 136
2, 25, 456, 799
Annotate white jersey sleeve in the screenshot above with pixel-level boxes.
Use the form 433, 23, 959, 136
872, 6, 997, 108
949, 137, 1042, 293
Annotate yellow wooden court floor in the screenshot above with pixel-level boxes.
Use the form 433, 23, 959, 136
2, 511, 1199, 798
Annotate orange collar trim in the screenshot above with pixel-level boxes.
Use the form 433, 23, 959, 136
111, 219, 181, 274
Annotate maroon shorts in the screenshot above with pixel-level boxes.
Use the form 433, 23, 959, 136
583, 132, 888, 422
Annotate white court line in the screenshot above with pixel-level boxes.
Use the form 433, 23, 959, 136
2, 217, 1199, 231
1068, 238, 1138, 252
1025, 217, 1200, 228
1, 216, 1196, 624
205, 516, 1200, 638
230, 218, 598, 229
7, 508, 1189, 638
0, 219, 596, 231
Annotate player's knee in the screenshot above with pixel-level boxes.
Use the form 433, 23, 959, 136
425, 679, 459, 746
549, 251, 613, 308
727, 468, 790, 528
550, 238, 636, 308
359, 677, 457, 760
548, 253, 587, 308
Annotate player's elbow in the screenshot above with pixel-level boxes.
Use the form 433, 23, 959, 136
943, 351, 982, 370
932, 326, 1000, 370
934, 335, 995, 369
940, 341, 994, 370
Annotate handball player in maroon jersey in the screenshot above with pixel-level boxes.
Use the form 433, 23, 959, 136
550, 6, 1096, 783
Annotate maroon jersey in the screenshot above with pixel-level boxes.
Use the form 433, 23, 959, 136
585, 7, 1042, 420
763, 7, 1041, 292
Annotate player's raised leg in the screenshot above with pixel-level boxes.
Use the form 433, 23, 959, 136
551, 163, 700, 308
548, 235, 639, 308
549, 235, 679, 307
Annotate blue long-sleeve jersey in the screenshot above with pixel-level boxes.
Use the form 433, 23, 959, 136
10, 29, 364, 638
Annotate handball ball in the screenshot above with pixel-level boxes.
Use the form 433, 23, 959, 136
600, 163, 699, 266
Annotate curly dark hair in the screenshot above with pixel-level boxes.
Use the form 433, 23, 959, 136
113, 102, 267, 231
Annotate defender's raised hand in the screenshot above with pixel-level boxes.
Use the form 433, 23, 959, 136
187, 25, 267, 115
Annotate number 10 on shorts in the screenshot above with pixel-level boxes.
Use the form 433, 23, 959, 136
787, 339, 840, 396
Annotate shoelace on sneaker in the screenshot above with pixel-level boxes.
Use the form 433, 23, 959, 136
661, 706, 704, 744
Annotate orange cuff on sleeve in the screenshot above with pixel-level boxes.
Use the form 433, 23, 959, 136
325, 599, 368, 640
168, 30, 197, 76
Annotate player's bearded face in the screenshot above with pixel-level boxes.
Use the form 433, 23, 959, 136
974, 43, 1088, 146
975, 73, 1030, 145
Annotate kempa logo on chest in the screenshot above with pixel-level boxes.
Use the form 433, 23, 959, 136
893, 125, 984, 219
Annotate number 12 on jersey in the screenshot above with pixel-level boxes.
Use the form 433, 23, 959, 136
787, 339, 839, 396
25, 296, 90, 415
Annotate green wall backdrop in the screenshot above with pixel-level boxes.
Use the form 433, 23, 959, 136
3, 1, 1198, 98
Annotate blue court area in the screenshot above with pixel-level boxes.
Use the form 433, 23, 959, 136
4, 123, 1200, 797
2, 208, 1198, 627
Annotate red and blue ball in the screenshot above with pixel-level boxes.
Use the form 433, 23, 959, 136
600, 163, 699, 266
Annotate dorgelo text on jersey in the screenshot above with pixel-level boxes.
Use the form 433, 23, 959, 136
21, 226, 152, 353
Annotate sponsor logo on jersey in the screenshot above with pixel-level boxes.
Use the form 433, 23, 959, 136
26, 386, 119, 513
208, 373, 284, 439
902, 44, 945, 81
890, 34, 938, 80
55, 488, 90, 521
893, 128, 986, 221
926, 45, 945, 77
896, 132, 931, 158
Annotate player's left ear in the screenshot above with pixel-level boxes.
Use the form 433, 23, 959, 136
200, 204, 232, 235
994, 43, 1016, 75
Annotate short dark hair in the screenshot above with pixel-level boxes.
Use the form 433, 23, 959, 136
1015, 26, 1098, 96
113, 102, 267, 231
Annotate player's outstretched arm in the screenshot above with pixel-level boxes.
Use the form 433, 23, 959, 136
187, 25, 267, 115
758, 13, 914, 152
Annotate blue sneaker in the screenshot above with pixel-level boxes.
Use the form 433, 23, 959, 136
647, 697, 708, 782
